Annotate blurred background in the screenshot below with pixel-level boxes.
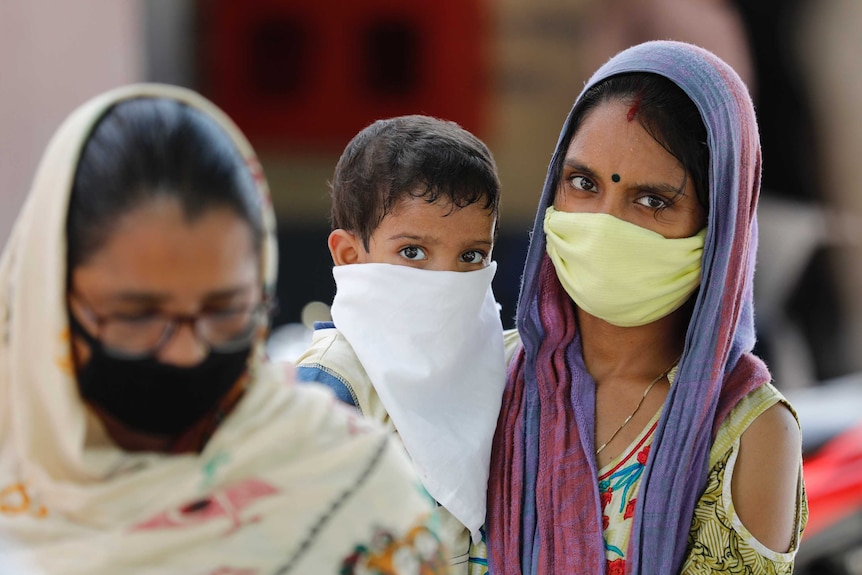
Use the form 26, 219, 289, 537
1, 1, 861, 568
2, 0, 860, 377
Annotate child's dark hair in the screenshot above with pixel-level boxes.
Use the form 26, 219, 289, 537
67, 97, 264, 270
330, 115, 501, 249
557, 73, 710, 211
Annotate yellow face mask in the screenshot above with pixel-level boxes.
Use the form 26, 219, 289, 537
544, 207, 706, 327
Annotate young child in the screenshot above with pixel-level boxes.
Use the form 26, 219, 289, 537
295, 115, 507, 574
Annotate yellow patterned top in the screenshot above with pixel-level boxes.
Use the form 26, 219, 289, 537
681, 383, 808, 574
599, 380, 808, 574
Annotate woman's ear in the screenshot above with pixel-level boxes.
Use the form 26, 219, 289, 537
328, 229, 365, 266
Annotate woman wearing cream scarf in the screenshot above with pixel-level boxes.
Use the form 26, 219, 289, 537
0, 84, 445, 574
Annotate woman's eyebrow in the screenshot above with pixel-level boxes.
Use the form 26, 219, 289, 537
628, 169, 693, 197
104, 285, 254, 305
105, 292, 169, 305
632, 181, 684, 196
559, 160, 604, 186
561, 159, 596, 176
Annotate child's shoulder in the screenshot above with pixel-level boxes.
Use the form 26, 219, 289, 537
293, 324, 394, 423
294, 324, 364, 406
295, 323, 352, 366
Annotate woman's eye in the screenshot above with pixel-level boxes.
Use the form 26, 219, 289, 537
460, 250, 486, 264
569, 175, 596, 192
399, 246, 427, 261
636, 195, 668, 210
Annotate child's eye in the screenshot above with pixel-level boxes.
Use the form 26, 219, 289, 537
399, 246, 427, 261
460, 250, 487, 264
635, 195, 669, 210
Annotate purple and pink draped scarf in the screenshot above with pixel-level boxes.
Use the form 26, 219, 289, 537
486, 41, 770, 574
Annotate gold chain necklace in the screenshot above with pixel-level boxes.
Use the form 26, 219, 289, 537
595, 359, 679, 456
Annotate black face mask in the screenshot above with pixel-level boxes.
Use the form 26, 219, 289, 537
70, 315, 252, 437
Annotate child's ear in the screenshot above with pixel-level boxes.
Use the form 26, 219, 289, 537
328, 229, 365, 265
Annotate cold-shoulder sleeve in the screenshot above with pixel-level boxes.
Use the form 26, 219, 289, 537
682, 384, 808, 574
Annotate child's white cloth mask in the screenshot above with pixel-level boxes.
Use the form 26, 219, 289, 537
330, 261, 506, 541
544, 207, 706, 327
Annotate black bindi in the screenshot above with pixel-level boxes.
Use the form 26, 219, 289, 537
611, 173, 621, 183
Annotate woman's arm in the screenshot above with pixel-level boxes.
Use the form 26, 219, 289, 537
731, 402, 803, 552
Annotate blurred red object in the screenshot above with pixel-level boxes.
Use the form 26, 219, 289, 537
802, 421, 862, 538
201, 0, 489, 150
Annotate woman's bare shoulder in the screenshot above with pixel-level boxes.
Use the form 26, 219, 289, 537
732, 401, 802, 553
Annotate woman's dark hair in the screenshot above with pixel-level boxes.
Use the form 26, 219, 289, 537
556, 73, 710, 211
67, 98, 263, 269
330, 115, 501, 250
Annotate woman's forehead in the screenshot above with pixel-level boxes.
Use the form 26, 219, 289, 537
70, 200, 259, 300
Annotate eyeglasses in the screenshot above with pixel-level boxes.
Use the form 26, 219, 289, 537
69, 294, 275, 359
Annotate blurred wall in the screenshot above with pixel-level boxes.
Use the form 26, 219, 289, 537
0, 0, 143, 247
797, 0, 862, 374
245, 0, 754, 231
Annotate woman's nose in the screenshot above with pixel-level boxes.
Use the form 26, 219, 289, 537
590, 195, 626, 219
156, 322, 208, 367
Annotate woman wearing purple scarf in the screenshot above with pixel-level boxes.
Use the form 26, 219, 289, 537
486, 41, 807, 574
